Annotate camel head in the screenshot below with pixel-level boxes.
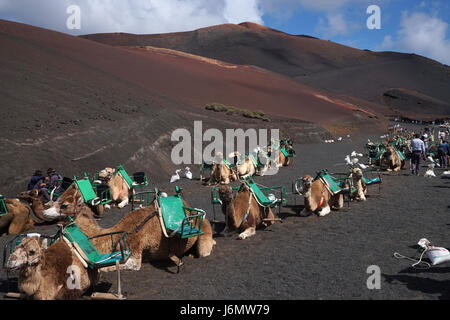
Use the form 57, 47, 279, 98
6, 236, 47, 271
98, 167, 115, 182
19, 189, 42, 203
42, 186, 84, 221
218, 185, 234, 204
385, 146, 397, 160
301, 175, 314, 192
351, 168, 363, 180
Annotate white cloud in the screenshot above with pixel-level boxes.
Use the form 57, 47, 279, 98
316, 13, 360, 38
379, 12, 450, 65
378, 35, 394, 50
0, 0, 264, 35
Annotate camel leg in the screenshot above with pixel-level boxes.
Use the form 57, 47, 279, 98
196, 220, 216, 257
169, 254, 184, 273
238, 227, 256, 240
318, 205, 331, 217
117, 198, 129, 209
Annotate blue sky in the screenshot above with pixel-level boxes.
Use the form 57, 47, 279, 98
0, 0, 449, 65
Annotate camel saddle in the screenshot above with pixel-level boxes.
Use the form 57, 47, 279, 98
242, 176, 286, 207
316, 170, 344, 196
155, 187, 205, 239
61, 220, 131, 270
116, 165, 149, 189
74, 177, 104, 206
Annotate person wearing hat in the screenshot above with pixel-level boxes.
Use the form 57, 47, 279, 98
37, 168, 63, 202
27, 170, 44, 190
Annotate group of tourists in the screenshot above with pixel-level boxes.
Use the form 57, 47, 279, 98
26, 168, 63, 202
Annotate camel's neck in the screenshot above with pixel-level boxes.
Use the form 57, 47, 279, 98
75, 208, 106, 235
19, 263, 42, 297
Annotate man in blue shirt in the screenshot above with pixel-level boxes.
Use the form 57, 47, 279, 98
437, 140, 450, 168
410, 133, 426, 175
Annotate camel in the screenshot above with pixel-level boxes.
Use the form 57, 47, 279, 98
97, 167, 130, 208
6, 236, 99, 300
0, 198, 35, 236
42, 188, 216, 271
208, 160, 237, 185
234, 153, 257, 178
385, 145, 403, 172
217, 185, 276, 240
19, 189, 54, 223
299, 175, 344, 217
350, 168, 367, 201
267, 145, 292, 168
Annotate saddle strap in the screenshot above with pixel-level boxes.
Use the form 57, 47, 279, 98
134, 210, 157, 233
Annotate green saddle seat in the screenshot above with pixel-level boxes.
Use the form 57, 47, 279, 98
158, 194, 204, 239
62, 222, 130, 269
316, 171, 343, 195
75, 178, 101, 206
0, 195, 7, 216
242, 176, 285, 206
396, 150, 405, 161
362, 177, 382, 185
116, 165, 148, 189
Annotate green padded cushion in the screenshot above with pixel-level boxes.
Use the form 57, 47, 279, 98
117, 166, 133, 188
362, 177, 381, 185
280, 148, 289, 157
159, 196, 202, 237
95, 252, 130, 267
244, 178, 274, 206
223, 159, 232, 168
396, 150, 405, 161
0, 196, 7, 216
318, 173, 342, 195
249, 154, 258, 167
63, 223, 129, 268
63, 223, 102, 267
159, 196, 187, 231
75, 179, 98, 203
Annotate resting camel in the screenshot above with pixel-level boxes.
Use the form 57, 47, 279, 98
350, 168, 367, 201
233, 153, 257, 178
0, 198, 35, 236
97, 167, 130, 208
208, 160, 237, 185
267, 145, 292, 168
42, 187, 216, 271
385, 145, 403, 172
300, 175, 344, 217
217, 185, 276, 240
6, 236, 98, 300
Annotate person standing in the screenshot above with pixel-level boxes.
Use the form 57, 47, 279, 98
411, 133, 426, 176
437, 140, 450, 168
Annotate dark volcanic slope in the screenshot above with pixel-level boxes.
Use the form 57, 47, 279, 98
82, 22, 450, 119
0, 19, 384, 196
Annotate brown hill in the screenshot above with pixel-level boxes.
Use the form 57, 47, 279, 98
82, 22, 450, 120
0, 19, 384, 195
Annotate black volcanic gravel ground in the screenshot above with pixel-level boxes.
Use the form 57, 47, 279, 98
0, 124, 448, 300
